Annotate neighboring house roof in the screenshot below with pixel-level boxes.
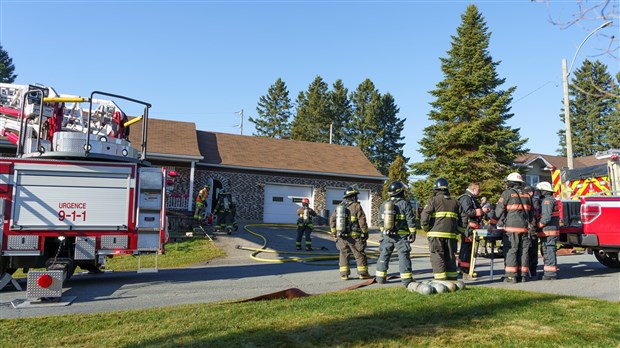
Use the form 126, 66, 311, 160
197, 131, 385, 181
128, 117, 203, 161
515, 152, 607, 169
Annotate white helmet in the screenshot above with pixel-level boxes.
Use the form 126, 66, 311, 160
536, 181, 553, 193
506, 172, 524, 183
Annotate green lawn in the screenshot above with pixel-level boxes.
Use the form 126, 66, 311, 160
11, 238, 225, 278
0, 287, 617, 347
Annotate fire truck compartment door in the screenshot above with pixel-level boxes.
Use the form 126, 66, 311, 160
11, 164, 133, 230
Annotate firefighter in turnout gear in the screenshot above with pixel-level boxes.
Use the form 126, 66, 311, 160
296, 198, 317, 250
194, 184, 210, 221
420, 178, 464, 281
524, 185, 541, 278
457, 183, 486, 280
375, 181, 417, 287
536, 181, 560, 280
329, 186, 370, 280
214, 191, 237, 234
494, 172, 534, 283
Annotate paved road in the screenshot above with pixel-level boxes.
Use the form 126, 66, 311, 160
1, 224, 618, 319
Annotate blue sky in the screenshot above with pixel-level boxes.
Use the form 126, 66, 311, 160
1, 0, 618, 168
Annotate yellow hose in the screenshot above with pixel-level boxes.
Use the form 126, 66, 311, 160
240, 224, 430, 265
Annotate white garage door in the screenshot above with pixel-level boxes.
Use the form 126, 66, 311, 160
325, 187, 371, 226
264, 184, 313, 224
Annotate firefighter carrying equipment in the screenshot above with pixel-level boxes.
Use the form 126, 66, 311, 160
335, 203, 349, 235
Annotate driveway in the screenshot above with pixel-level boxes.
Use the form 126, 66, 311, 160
1, 223, 618, 319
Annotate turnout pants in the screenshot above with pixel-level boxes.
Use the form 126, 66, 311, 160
296, 225, 312, 250
503, 232, 531, 279
428, 237, 458, 280
458, 237, 473, 273
336, 236, 369, 277
375, 235, 412, 285
528, 235, 539, 276
540, 236, 558, 278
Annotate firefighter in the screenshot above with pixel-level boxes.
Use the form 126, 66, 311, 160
420, 178, 464, 281
536, 181, 560, 280
194, 184, 210, 221
375, 181, 417, 287
457, 182, 487, 280
524, 185, 541, 278
494, 172, 534, 283
214, 191, 237, 234
296, 198, 317, 250
329, 186, 370, 280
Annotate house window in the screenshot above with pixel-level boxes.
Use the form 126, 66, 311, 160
292, 197, 303, 203
526, 175, 540, 187
272, 196, 284, 202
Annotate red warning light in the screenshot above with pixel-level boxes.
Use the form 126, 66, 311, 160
37, 274, 53, 288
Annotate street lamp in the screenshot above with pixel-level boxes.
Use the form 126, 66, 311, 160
562, 20, 613, 169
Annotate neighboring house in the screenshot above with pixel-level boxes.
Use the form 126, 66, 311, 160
514, 152, 608, 187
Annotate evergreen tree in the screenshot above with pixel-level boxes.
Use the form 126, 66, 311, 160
0, 45, 17, 83
557, 59, 618, 156
350, 79, 383, 171
382, 154, 409, 200
609, 72, 620, 149
328, 79, 354, 145
374, 93, 407, 175
410, 4, 527, 203
250, 78, 292, 138
291, 76, 331, 142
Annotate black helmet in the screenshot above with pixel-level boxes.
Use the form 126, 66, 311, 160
343, 186, 359, 198
433, 178, 450, 191
388, 181, 405, 197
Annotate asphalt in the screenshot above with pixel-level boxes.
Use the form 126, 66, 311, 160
1, 223, 618, 319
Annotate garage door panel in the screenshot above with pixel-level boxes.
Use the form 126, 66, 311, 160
326, 188, 371, 226
264, 184, 312, 224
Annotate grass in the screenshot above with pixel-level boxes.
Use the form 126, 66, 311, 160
11, 238, 225, 277
0, 287, 617, 347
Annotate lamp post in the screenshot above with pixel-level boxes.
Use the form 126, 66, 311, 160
562, 20, 613, 169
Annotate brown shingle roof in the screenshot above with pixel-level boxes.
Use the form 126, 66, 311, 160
515, 152, 607, 169
197, 131, 384, 179
128, 117, 201, 158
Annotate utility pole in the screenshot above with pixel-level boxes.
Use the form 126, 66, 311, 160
239, 109, 244, 135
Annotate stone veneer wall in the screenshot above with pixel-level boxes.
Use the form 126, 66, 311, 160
167, 167, 383, 227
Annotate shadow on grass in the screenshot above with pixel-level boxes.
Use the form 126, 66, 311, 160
122, 289, 618, 348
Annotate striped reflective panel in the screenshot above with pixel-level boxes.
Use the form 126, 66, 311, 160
431, 211, 458, 218
552, 169, 561, 198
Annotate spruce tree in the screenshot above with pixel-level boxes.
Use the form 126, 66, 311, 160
411, 4, 527, 203
291, 76, 331, 142
375, 93, 407, 176
558, 60, 618, 156
609, 72, 620, 149
382, 154, 409, 200
350, 79, 383, 171
0, 45, 17, 83
250, 78, 292, 138
328, 79, 354, 145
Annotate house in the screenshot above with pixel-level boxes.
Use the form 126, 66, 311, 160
514, 152, 608, 187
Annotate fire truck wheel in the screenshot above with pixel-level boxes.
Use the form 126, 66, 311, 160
594, 250, 620, 269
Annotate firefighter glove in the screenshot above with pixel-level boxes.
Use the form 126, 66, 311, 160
407, 233, 416, 244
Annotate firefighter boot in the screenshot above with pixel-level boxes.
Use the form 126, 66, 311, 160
376, 277, 386, 284
503, 276, 517, 283
340, 274, 349, 280
227, 227, 233, 235
306, 246, 313, 251
359, 274, 370, 280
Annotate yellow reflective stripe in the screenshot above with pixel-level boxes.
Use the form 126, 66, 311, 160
432, 212, 458, 218
375, 271, 387, 277
427, 232, 457, 239
339, 266, 350, 272
446, 272, 458, 278
457, 226, 466, 233
397, 231, 409, 235
434, 272, 447, 280
330, 228, 336, 233
396, 214, 405, 219
357, 266, 368, 272
408, 227, 416, 233
400, 272, 412, 279
351, 217, 358, 221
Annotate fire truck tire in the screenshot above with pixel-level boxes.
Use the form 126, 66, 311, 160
593, 249, 620, 269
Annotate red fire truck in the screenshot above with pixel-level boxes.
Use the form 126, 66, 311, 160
0, 84, 172, 291
551, 150, 620, 268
